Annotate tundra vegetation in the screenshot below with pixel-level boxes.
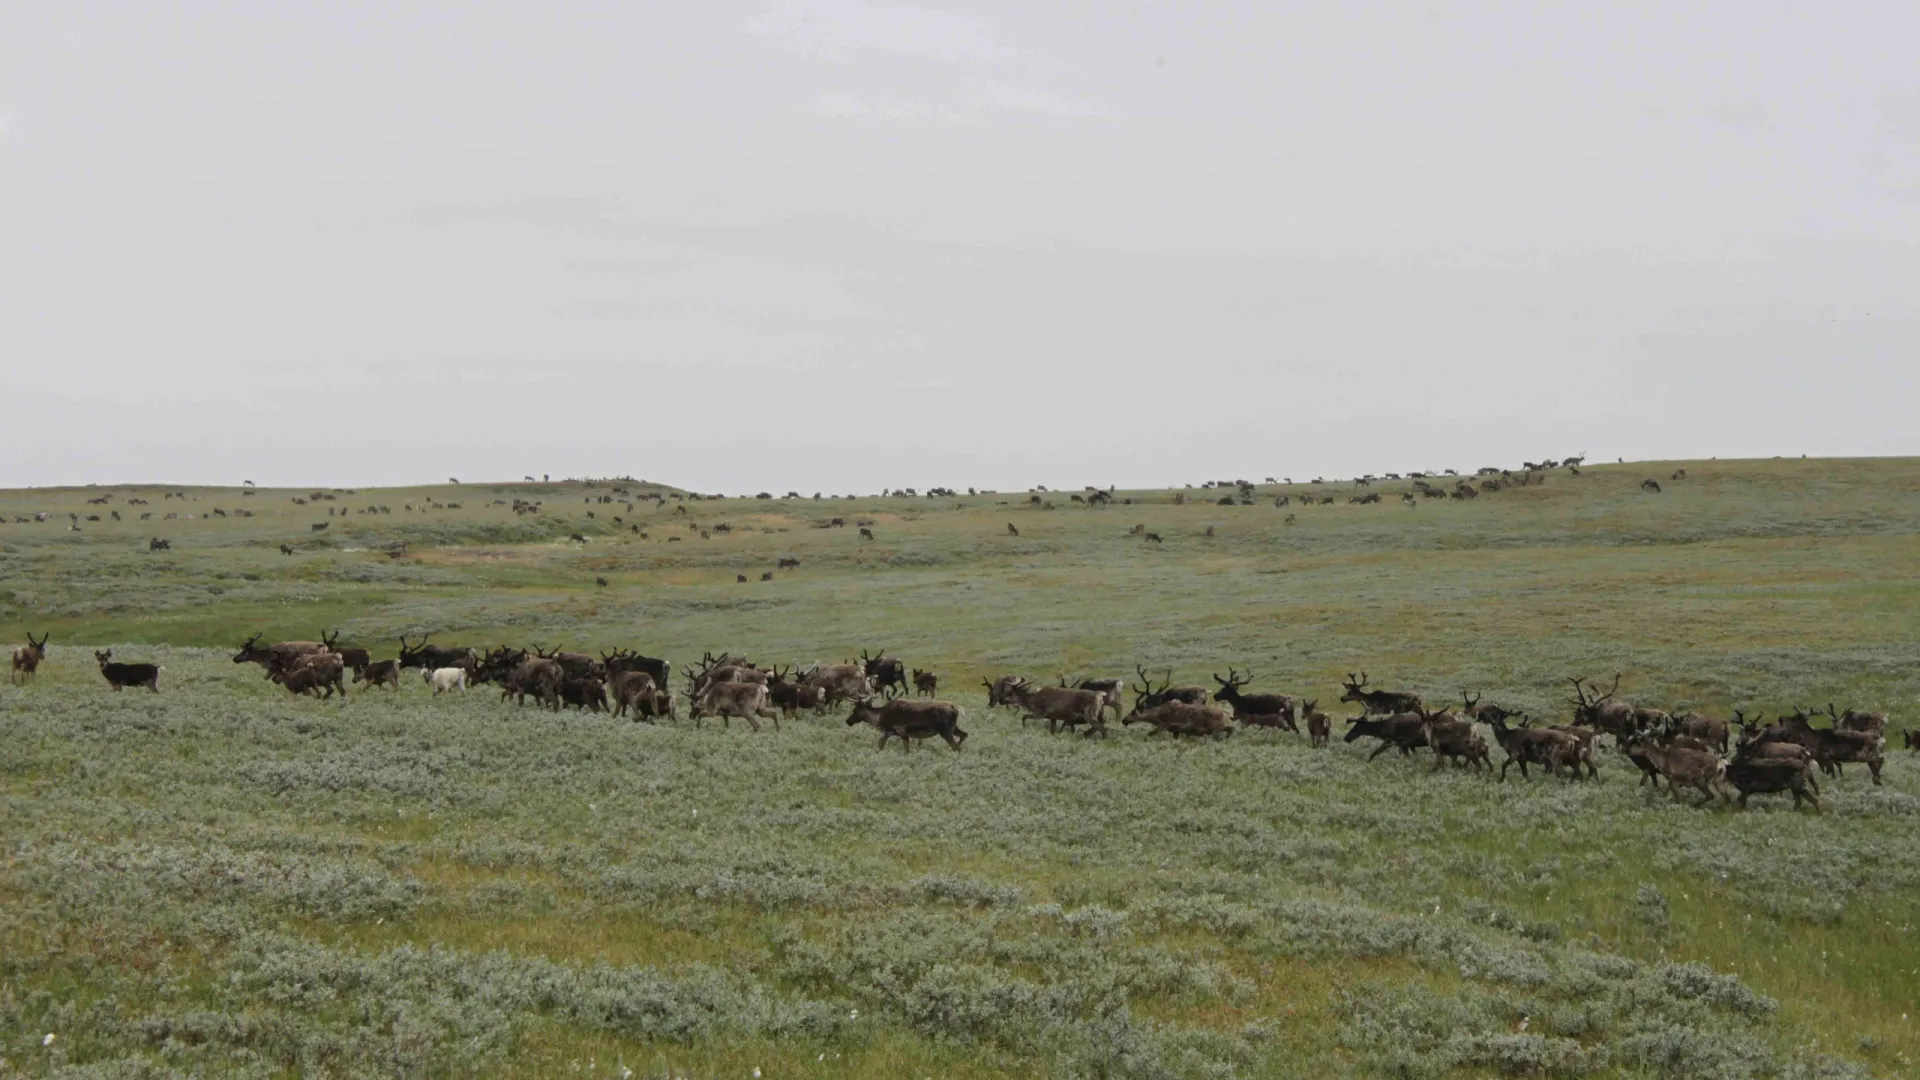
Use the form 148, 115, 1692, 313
2, 459, 1919, 1078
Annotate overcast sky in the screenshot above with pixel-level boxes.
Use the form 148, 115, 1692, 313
3, 2, 1916, 492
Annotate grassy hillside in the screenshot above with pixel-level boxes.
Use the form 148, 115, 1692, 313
3, 459, 1918, 1078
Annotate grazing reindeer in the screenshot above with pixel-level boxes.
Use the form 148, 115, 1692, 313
279, 544, 294, 555
148, 538, 171, 551
1143, 532, 1163, 544
1006, 522, 1020, 537
12, 632, 49, 684
912, 668, 938, 697
1641, 479, 1662, 493
859, 526, 875, 540
1339, 673, 1423, 717
95, 650, 161, 692
778, 557, 801, 569
1211, 668, 1298, 730
1303, 700, 1330, 747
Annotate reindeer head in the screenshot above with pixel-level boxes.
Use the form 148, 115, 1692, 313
1211, 668, 1252, 702
233, 633, 267, 663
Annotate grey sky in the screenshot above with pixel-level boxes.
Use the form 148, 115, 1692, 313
3, 1, 1916, 492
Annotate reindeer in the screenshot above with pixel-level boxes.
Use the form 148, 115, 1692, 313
1124, 700, 1233, 739
1064, 676, 1126, 724
1300, 700, 1330, 747
861, 649, 909, 698
1621, 732, 1727, 806
1459, 691, 1526, 727
982, 674, 1028, 709
845, 697, 968, 752
95, 650, 161, 692
1641, 479, 1662, 493
1339, 673, 1422, 717
1826, 703, 1887, 739
1483, 715, 1577, 781
1005, 681, 1108, 736
1125, 666, 1208, 720
912, 668, 938, 697
778, 557, 801, 569
1211, 668, 1298, 730
1006, 522, 1020, 537
766, 666, 826, 717
859, 527, 875, 540
1343, 711, 1430, 759
232, 633, 329, 678
271, 652, 346, 699
354, 659, 402, 690
320, 629, 371, 675
1420, 707, 1490, 773
279, 544, 294, 555
1568, 674, 1637, 738
689, 678, 778, 731
148, 537, 171, 552
11, 632, 48, 684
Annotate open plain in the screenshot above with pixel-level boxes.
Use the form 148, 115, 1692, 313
3, 457, 1919, 1078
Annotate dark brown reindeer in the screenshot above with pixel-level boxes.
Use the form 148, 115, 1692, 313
861, 649, 909, 697
1006, 522, 1020, 536
1342, 711, 1430, 760
859, 526, 875, 540
95, 649, 161, 692
1641, 478, 1662, 493
320, 629, 371, 675
397, 635, 478, 672
353, 659, 402, 690
1211, 668, 1298, 731
12, 632, 48, 684
1339, 673, 1422, 717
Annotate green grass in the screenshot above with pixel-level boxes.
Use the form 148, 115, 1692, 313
3, 459, 1918, 1077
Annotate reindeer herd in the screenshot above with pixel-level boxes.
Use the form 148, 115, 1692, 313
8, 629, 1908, 809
